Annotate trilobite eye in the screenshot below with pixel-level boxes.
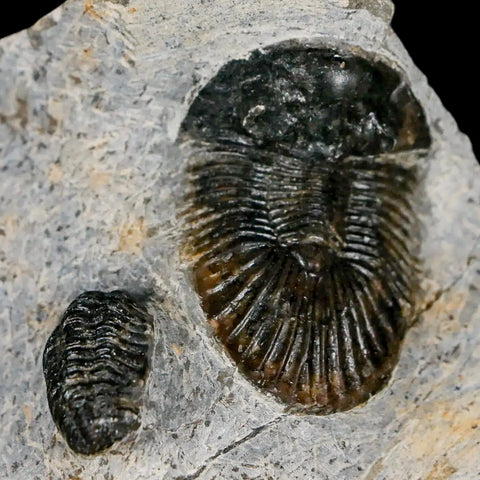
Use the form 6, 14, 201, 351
43, 290, 153, 454
180, 44, 431, 413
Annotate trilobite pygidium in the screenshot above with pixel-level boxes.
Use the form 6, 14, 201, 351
43, 291, 153, 454
180, 44, 431, 413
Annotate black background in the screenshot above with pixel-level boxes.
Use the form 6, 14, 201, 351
0, 2, 477, 161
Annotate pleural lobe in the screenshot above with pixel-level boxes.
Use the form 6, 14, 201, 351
43, 290, 153, 454
180, 45, 431, 413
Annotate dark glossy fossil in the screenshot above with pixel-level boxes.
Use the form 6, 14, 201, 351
180, 44, 431, 413
43, 290, 153, 454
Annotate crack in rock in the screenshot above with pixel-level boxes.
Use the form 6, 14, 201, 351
175, 415, 285, 480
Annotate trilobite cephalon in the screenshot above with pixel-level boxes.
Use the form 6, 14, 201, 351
180, 44, 431, 413
43, 290, 153, 454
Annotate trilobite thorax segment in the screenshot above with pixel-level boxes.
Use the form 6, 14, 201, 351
43, 291, 153, 454
180, 45, 431, 413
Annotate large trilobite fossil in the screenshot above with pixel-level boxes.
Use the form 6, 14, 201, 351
180, 43, 431, 413
43, 290, 153, 454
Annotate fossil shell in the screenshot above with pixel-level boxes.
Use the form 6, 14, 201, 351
180, 43, 431, 413
43, 291, 153, 454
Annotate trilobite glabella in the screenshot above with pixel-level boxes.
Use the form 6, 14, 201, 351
180, 43, 431, 413
43, 290, 153, 454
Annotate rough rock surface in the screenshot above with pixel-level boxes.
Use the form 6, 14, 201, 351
1, 0, 479, 479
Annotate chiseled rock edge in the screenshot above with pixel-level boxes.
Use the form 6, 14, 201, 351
329, 0, 394, 23
1, 0, 479, 479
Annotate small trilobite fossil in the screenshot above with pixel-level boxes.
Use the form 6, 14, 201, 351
180, 43, 431, 413
43, 290, 153, 454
